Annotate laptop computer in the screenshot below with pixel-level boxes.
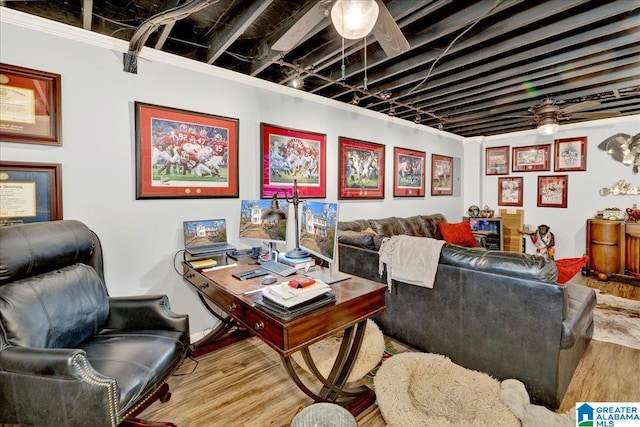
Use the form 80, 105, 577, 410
183, 219, 236, 256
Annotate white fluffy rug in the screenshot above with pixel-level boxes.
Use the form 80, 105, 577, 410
290, 319, 385, 383
374, 352, 519, 427
593, 290, 640, 349
375, 352, 577, 427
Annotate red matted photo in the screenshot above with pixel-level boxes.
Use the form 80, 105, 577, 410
135, 102, 239, 199
338, 137, 385, 200
555, 137, 587, 171
498, 176, 523, 207
431, 153, 453, 196
394, 146, 425, 197
512, 144, 551, 172
260, 123, 326, 199
537, 175, 568, 208
0, 63, 62, 145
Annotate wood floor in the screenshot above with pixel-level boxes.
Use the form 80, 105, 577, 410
138, 276, 640, 426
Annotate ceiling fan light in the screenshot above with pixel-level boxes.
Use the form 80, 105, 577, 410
537, 118, 559, 135
331, 0, 379, 40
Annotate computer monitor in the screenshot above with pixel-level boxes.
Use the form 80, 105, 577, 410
299, 200, 350, 284
239, 199, 289, 250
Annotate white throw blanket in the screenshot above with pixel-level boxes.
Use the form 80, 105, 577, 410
378, 235, 445, 291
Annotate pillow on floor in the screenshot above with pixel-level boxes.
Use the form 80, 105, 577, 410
438, 221, 479, 247
554, 256, 589, 284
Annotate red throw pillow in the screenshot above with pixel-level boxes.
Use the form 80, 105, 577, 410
438, 221, 479, 247
554, 256, 589, 284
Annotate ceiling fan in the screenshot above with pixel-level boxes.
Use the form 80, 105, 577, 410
530, 98, 621, 135
272, 0, 410, 58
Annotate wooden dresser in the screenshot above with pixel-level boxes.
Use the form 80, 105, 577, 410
586, 219, 640, 278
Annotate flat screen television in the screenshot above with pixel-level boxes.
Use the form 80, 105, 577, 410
299, 200, 350, 283
239, 199, 289, 250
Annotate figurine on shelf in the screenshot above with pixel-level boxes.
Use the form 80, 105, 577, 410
530, 224, 556, 260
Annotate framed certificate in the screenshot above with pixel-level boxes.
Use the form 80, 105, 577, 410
0, 161, 63, 225
0, 63, 62, 146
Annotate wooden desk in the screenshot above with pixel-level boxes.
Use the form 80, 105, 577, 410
182, 261, 387, 415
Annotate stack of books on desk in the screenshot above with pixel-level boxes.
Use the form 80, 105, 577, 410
256, 280, 335, 320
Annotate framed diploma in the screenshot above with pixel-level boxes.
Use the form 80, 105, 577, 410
0, 161, 63, 225
0, 63, 62, 146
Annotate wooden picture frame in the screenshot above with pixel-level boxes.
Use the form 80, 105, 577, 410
512, 144, 551, 172
537, 175, 568, 208
0, 161, 62, 225
431, 153, 453, 196
393, 147, 425, 197
0, 63, 62, 145
498, 176, 523, 207
338, 137, 385, 200
554, 137, 587, 171
260, 123, 326, 199
135, 102, 239, 199
485, 145, 509, 175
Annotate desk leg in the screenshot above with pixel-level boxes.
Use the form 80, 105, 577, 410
280, 320, 376, 416
189, 294, 251, 358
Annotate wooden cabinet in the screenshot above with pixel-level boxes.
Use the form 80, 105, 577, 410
626, 222, 640, 277
586, 219, 626, 276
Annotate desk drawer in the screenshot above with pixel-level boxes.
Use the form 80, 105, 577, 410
185, 273, 244, 318
245, 307, 284, 350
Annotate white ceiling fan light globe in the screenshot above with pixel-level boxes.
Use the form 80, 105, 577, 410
331, 0, 380, 40
537, 118, 560, 135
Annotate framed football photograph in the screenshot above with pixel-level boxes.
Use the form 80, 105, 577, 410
338, 137, 385, 199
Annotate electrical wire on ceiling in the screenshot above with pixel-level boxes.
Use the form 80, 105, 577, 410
406, 0, 502, 96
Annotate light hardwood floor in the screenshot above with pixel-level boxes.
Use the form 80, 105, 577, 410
139, 277, 640, 426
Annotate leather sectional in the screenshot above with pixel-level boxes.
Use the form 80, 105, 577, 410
337, 214, 596, 408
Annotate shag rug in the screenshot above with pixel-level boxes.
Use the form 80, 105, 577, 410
290, 319, 385, 383
375, 352, 575, 427
592, 290, 640, 349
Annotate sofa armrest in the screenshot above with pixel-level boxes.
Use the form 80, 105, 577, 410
0, 347, 119, 427
106, 295, 189, 334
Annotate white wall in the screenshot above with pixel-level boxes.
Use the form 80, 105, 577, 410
478, 117, 640, 258
0, 9, 465, 334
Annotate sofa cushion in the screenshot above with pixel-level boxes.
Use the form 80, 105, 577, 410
0, 264, 109, 349
438, 221, 479, 247
369, 217, 406, 237
338, 230, 377, 250
439, 244, 558, 282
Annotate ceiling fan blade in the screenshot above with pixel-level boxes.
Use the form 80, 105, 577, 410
371, 0, 410, 58
272, 2, 327, 52
560, 100, 601, 114
568, 111, 621, 119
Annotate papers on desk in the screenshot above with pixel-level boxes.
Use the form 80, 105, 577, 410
262, 280, 331, 309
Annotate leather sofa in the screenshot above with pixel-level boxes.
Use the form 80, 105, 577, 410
337, 214, 596, 408
0, 220, 189, 427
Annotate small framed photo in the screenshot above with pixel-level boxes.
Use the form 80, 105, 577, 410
537, 175, 568, 208
498, 176, 523, 207
260, 123, 326, 199
512, 144, 551, 172
431, 154, 453, 196
338, 137, 385, 200
0, 161, 63, 225
485, 146, 509, 175
393, 147, 425, 197
554, 137, 587, 171
135, 102, 239, 199
0, 63, 62, 146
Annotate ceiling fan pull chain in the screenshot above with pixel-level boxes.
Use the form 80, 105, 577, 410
363, 38, 368, 90
341, 35, 346, 81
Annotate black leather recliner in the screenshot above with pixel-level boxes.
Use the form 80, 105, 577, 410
0, 220, 189, 427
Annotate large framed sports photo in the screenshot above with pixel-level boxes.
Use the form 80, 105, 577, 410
260, 123, 326, 199
338, 137, 385, 200
135, 102, 239, 199
393, 146, 425, 197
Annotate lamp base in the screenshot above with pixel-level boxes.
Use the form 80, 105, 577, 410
286, 248, 310, 259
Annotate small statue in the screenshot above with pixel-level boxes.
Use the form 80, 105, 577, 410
530, 224, 555, 260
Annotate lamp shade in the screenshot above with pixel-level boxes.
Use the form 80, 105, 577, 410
331, 0, 379, 40
537, 117, 559, 135
261, 196, 287, 223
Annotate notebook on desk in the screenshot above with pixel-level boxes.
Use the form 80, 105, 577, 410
183, 218, 236, 256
